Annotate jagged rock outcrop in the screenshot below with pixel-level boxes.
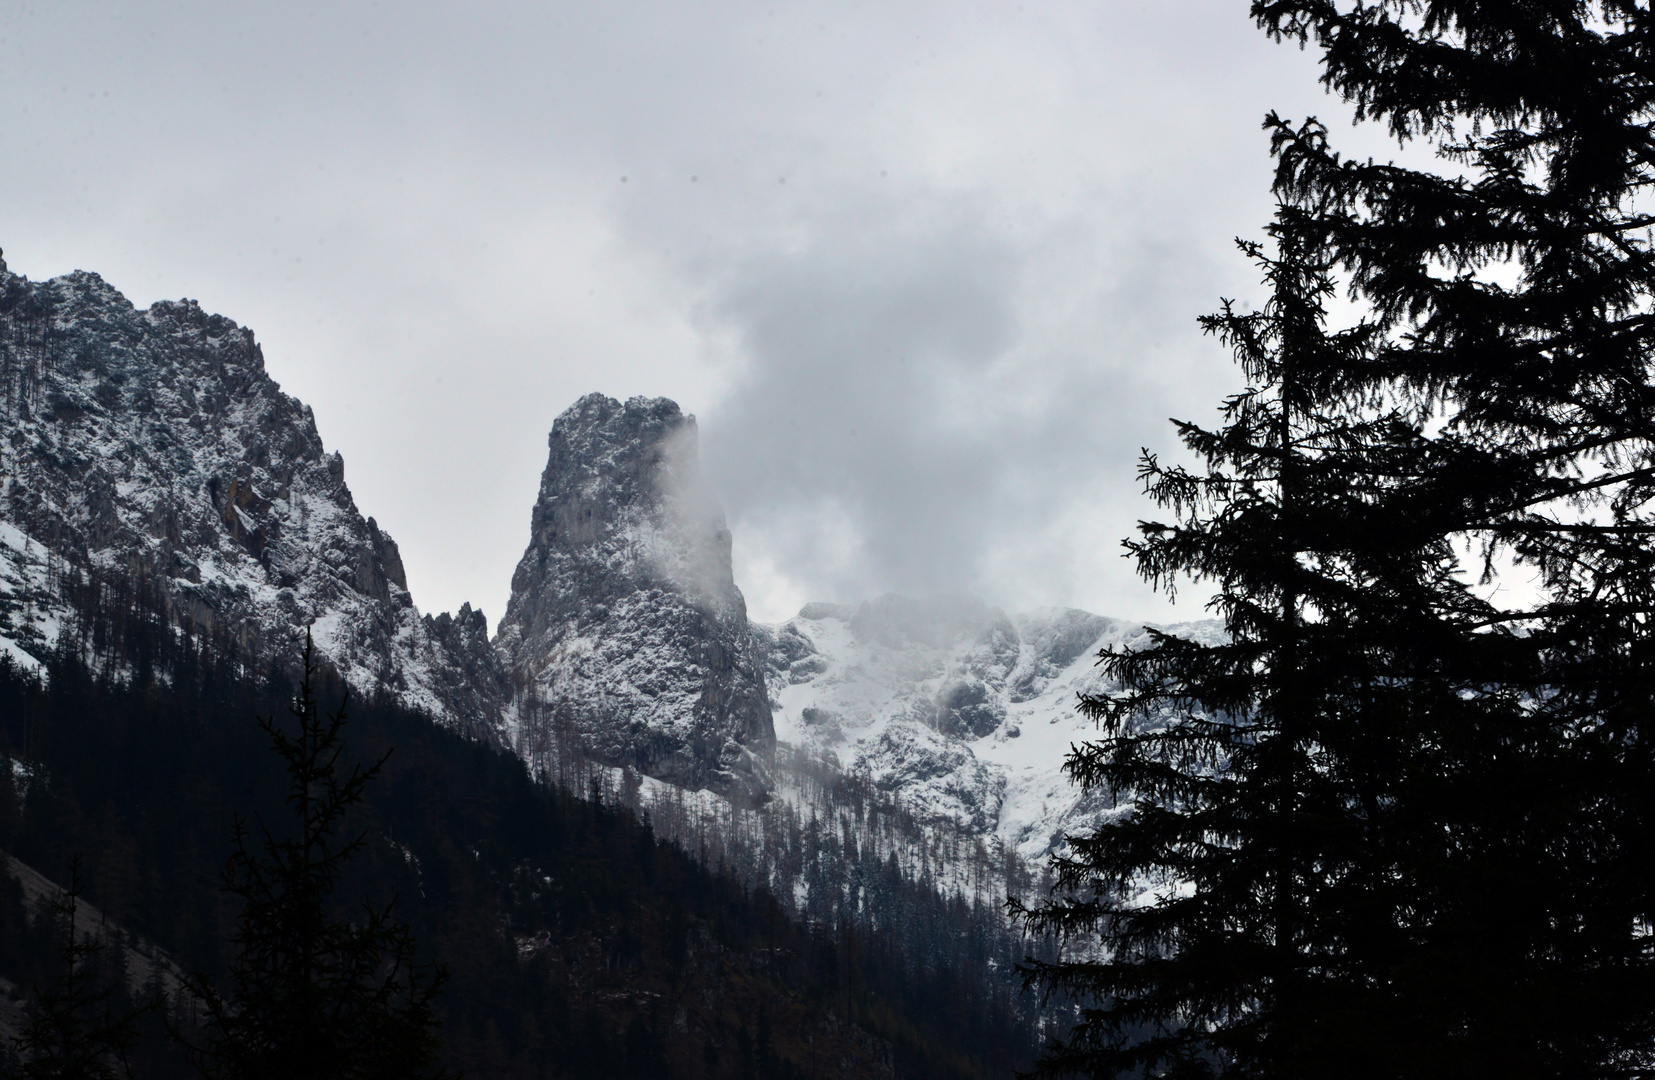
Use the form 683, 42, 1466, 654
0, 253, 505, 739
494, 394, 775, 799
423, 602, 513, 732
0, 255, 771, 793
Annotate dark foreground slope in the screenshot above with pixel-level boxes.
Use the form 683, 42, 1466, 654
0, 614, 1037, 1079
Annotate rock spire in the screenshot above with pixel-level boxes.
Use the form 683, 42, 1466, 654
495, 394, 775, 798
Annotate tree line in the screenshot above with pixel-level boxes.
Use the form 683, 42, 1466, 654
0, 595, 1047, 1079
5, 640, 448, 1080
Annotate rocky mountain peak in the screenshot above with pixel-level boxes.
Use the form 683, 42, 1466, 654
0, 258, 774, 799
0, 263, 505, 740
495, 394, 774, 799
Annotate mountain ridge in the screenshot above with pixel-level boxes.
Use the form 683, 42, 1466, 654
0, 256, 507, 741
0, 252, 1216, 845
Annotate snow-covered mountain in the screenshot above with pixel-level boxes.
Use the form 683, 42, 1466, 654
0, 256, 779, 801
0, 252, 1215, 858
757, 596, 1222, 861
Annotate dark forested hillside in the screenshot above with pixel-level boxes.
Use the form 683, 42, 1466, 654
0, 601, 1042, 1079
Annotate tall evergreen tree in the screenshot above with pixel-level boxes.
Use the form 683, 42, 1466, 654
1014, 215, 1471, 1079
1259, 2, 1655, 1073
1018, 3, 1655, 1077
179, 638, 452, 1080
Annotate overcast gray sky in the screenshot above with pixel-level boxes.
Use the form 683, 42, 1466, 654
0, 1, 1384, 626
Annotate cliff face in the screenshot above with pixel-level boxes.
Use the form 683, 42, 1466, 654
0, 257, 773, 797
0, 255, 507, 740
494, 394, 775, 799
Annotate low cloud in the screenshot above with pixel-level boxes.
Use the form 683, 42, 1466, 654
696, 192, 1237, 623
0, 0, 1357, 629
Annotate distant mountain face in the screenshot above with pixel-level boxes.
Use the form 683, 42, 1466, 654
756, 596, 1223, 859
0, 255, 508, 741
494, 393, 775, 799
0, 253, 1213, 833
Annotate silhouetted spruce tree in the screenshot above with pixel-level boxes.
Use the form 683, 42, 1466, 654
6, 858, 147, 1080
1013, 215, 1490, 1079
1019, 3, 1655, 1077
1259, 2, 1655, 1074
179, 638, 452, 1080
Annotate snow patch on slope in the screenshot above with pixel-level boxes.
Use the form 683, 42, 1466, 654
0, 522, 57, 673
759, 596, 1222, 861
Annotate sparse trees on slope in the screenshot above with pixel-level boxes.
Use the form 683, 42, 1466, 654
179, 638, 452, 1080
6, 858, 147, 1080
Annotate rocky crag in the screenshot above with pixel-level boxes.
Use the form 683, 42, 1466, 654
0, 257, 775, 799
494, 394, 775, 800
0, 253, 509, 741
